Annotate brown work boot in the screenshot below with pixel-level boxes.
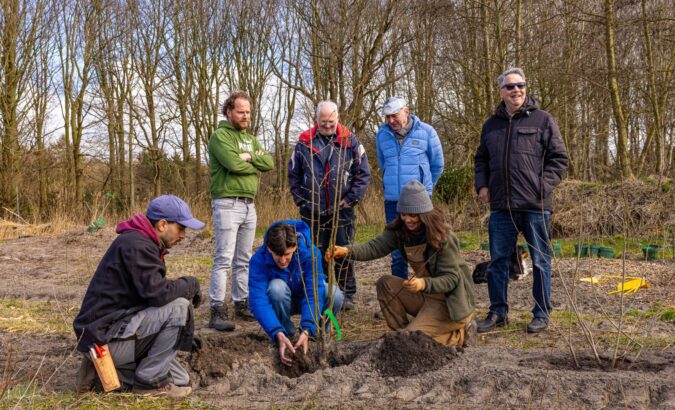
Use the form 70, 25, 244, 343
463, 319, 477, 347
209, 305, 235, 331
234, 299, 256, 322
134, 383, 192, 398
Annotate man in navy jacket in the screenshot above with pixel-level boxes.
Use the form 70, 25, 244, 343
249, 220, 343, 366
474, 67, 568, 334
288, 101, 371, 310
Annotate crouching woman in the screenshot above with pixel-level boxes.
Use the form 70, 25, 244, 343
329, 180, 476, 347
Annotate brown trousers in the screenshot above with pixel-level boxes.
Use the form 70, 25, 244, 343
376, 275, 473, 347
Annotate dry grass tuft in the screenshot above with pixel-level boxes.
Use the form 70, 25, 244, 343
0, 217, 78, 241
553, 178, 674, 237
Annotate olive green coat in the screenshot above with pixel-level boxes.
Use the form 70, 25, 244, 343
348, 228, 475, 321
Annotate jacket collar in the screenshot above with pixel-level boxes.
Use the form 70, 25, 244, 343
299, 124, 351, 148
382, 114, 419, 136
495, 96, 539, 119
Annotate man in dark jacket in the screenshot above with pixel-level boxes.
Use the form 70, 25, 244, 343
288, 100, 371, 310
474, 67, 568, 334
249, 220, 343, 366
73, 195, 204, 397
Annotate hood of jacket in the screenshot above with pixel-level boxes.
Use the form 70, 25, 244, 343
495, 96, 539, 120
115, 213, 160, 245
299, 124, 352, 149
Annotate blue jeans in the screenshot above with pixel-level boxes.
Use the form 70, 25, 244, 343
384, 200, 409, 279
300, 208, 356, 300
209, 198, 257, 306
487, 210, 552, 319
266, 279, 344, 336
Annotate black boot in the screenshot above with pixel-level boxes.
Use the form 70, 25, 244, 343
526, 317, 549, 333
234, 299, 256, 322
209, 305, 235, 331
476, 312, 508, 333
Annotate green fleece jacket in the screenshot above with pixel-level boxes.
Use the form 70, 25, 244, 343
348, 228, 475, 321
208, 120, 274, 199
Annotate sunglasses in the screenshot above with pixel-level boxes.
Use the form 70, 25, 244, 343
502, 82, 527, 90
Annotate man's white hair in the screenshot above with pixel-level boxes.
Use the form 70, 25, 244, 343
497, 67, 526, 88
316, 100, 339, 122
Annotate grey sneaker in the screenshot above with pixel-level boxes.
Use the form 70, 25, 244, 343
209, 305, 235, 331
134, 383, 192, 398
463, 319, 477, 347
234, 299, 256, 322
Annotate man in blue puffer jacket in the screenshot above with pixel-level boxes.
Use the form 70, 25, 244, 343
249, 220, 344, 366
376, 96, 444, 279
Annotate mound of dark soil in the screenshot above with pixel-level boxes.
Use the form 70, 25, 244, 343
374, 331, 457, 377
188, 332, 270, 385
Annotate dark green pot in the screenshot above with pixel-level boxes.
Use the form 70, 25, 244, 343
480, 242, 490, 251
598, 247, 615, 258
574, 243, 589, 257
641, 245, 659, 260
552, 242, 563, 257
589, 244, 601, 257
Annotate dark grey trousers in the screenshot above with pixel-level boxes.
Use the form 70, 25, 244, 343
108, 297, 191, 388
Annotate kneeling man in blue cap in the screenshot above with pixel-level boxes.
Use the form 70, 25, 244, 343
74, 195, 204, 397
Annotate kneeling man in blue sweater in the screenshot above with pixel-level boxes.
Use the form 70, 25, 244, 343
249, 220, 343, 365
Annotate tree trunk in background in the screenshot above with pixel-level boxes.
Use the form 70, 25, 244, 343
480, 1, 494, 116
0, 0, 21, 207
514, 0, 521, 67
604, 0, 633, 179
0, 0, 43, 209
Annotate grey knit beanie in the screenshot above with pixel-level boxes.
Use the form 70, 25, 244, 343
397, 180, 433, 214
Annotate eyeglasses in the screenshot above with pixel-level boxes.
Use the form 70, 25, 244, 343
501, 82, 527, 90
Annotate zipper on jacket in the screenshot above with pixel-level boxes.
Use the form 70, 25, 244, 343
504, 117, 513, 209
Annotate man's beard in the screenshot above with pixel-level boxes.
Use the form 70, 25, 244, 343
232, 119, 249, 130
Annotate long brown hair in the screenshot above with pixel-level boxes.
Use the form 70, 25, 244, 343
386, 206, 450, 250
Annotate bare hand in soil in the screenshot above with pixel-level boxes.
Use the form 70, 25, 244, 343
276, 332, 296, 366
403, 278, 425, 293
294, 331, 309, 356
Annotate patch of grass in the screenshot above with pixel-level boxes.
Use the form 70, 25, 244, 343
354, 224, 385, 243
595, 333, 675, 350
455, 231, 485, 250
164, 255, 213, 283
625, 303, 675, 323
660, 309, 675, 322
1, 384, 214, 409
0, 299, 76, 335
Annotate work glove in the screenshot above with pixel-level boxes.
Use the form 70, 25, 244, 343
191, 289, 202, 309
402, 277, 426, 293
325, 246, 348, 261
180, 276, 201, 307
